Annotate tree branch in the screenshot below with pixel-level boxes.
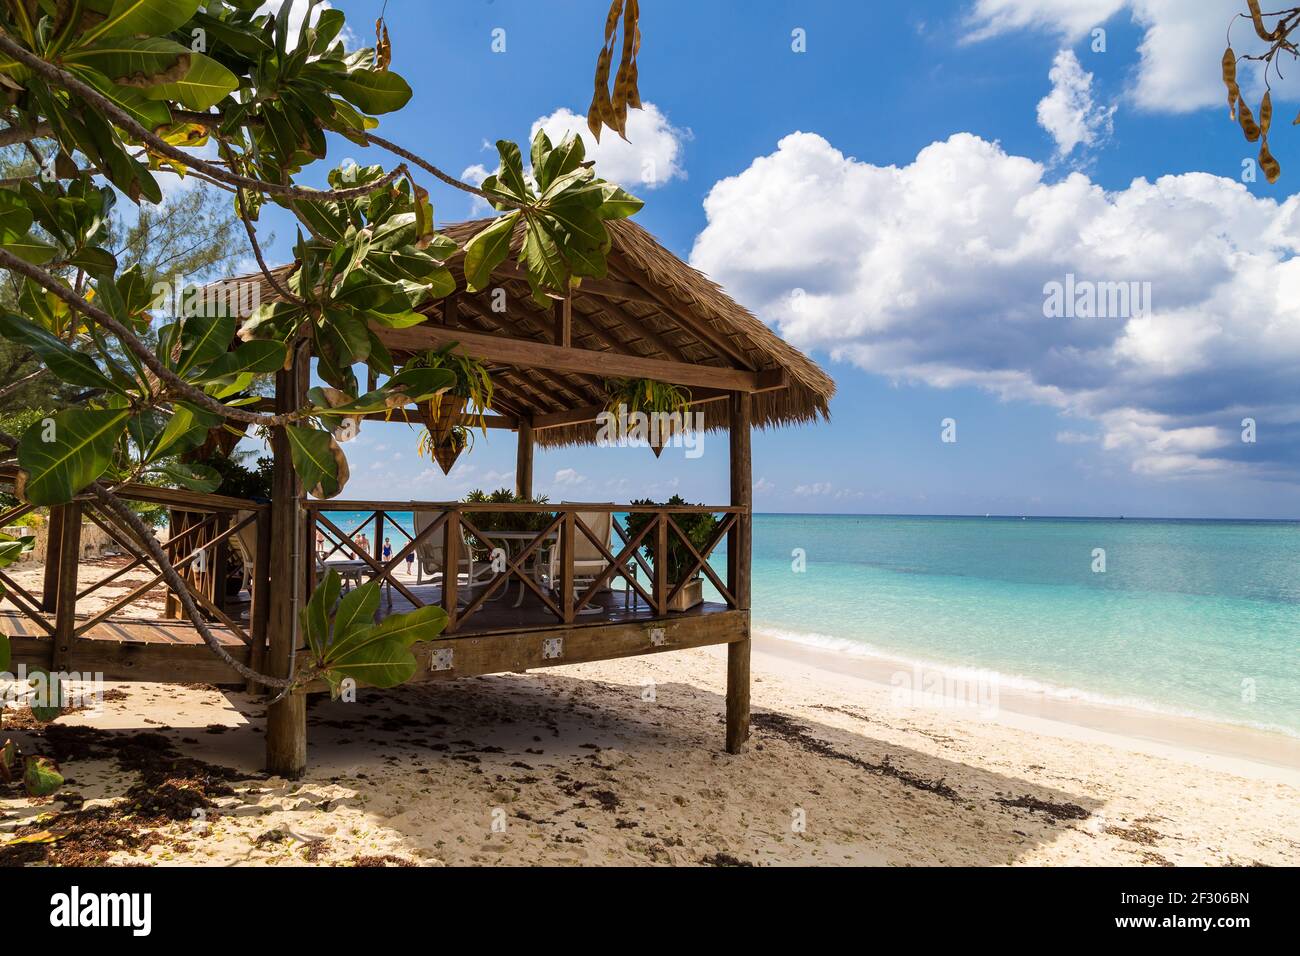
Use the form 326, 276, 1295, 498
0, 247, 308, 428
0, 32, 408, 204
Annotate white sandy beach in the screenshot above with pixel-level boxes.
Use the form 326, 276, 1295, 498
3, 617, 1297, 866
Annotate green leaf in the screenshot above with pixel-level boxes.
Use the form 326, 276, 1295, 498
597, 182, 644, 220
23, 756, 63, 797
64, 37, 190, 86
0, 188, 34, 240
176, 314, 237, 374
365, 604, 449, 648
28, 668, 65, 722
0, 633, 10, 675
1, 233, 59, 265
0, 312, 122, 393
286, 425, 343, 498
16, 408, 130, 506
156, 461, 220, 492
333, 68, 413, 114
463, 211, 518, 293
194, 340, 287, 381
78, 0, 203, 45
141, 51, 239, 111
304, 569, 341, 658
333, 580, 380, 645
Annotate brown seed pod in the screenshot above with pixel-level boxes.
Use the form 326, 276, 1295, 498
1261, 90, 1273, 135
1247, 0, 1278, 41
1239, 97, 1261, 142
1260, 138, 1281, 183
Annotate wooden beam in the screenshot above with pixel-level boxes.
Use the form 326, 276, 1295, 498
407, 609, 748, 683
530, 375, 787, 431
360, 408, 517, 428
726, 391, 752, 754
374, 324, 764, 393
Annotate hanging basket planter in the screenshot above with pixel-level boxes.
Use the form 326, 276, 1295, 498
426, 426, 473, 475
432, 440, 463, 475
419, 393, 467, 446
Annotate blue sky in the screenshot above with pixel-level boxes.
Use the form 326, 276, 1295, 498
247, 0, 1300, 518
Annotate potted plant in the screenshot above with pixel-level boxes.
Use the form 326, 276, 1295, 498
604, 378, 692, 458
405, 344, 494, 453
623, 495, 719, 611
463, 488, 554, 535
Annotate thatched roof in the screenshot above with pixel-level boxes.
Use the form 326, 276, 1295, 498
228, 217, 833, 447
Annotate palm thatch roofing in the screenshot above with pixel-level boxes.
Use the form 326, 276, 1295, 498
226, 217, 834, 447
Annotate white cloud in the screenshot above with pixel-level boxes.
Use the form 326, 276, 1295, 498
529, 102, 689, 188
966, 0, 1242, 114
256, 1, 355, 50
690, 131, 1300, 479
552, 468, 587, 486
1037, 50, 1114, 158
964, 0, 1127, 42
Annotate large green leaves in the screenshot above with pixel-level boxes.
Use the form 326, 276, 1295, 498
16, 409, 129, 506
141, 52, 239, 111
79, 0, 204, 45
0, 312, 121, 393
285, 425, 346, 499
300, 572, 448, 694
332, 69, 412, 115
463, 211, 518, 292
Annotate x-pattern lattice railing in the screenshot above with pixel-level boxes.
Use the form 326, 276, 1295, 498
304, 501, 744, 634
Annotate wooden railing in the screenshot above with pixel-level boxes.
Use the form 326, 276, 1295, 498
304, 501, 745, 634
0, 467, 270, 675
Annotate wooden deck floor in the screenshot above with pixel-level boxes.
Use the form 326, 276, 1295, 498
1, 582, 736, 686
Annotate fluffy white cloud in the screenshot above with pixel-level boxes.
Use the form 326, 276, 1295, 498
967, 0, 1243, 113
965, 0, 1127, 42
689, 131, 1300, 479
1037, 50, 1114, 157
530, 102, 689, 188
256, 1, 354, 49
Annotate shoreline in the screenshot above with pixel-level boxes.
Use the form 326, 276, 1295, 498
753, 627, 1300, 783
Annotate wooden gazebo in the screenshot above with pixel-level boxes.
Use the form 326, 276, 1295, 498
0, 219, 833, 777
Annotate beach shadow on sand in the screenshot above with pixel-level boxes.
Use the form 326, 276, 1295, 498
30, 670, 1107, 866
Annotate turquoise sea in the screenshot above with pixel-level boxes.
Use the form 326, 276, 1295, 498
329, 511, 1300, 737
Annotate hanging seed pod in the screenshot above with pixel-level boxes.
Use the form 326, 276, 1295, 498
374, 17, 391, 70
1247, 0, 1277, 41
1222, 47, 1239, 118
1261, 90, 1273, 136
1260, 138, 1281, 183
1239, 97, 1261, 142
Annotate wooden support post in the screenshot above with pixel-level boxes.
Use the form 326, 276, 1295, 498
265, 348, 308, 778
655, 513, 669, 616
41, 505, 65, 612
442, 510, 460, 632
245, 511, 273, 694
51, 503, 81, 672
515, 419, 534, 500
560, 510, 575, 624
726, 391, 752, 754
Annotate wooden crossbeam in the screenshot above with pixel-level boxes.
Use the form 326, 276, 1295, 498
373, 324, 766, 393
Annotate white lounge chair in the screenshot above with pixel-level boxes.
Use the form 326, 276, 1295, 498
548, 505, 630, 612
413, 511, 492, 597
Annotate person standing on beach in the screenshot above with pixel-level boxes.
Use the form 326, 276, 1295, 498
382, 537, 392, 562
